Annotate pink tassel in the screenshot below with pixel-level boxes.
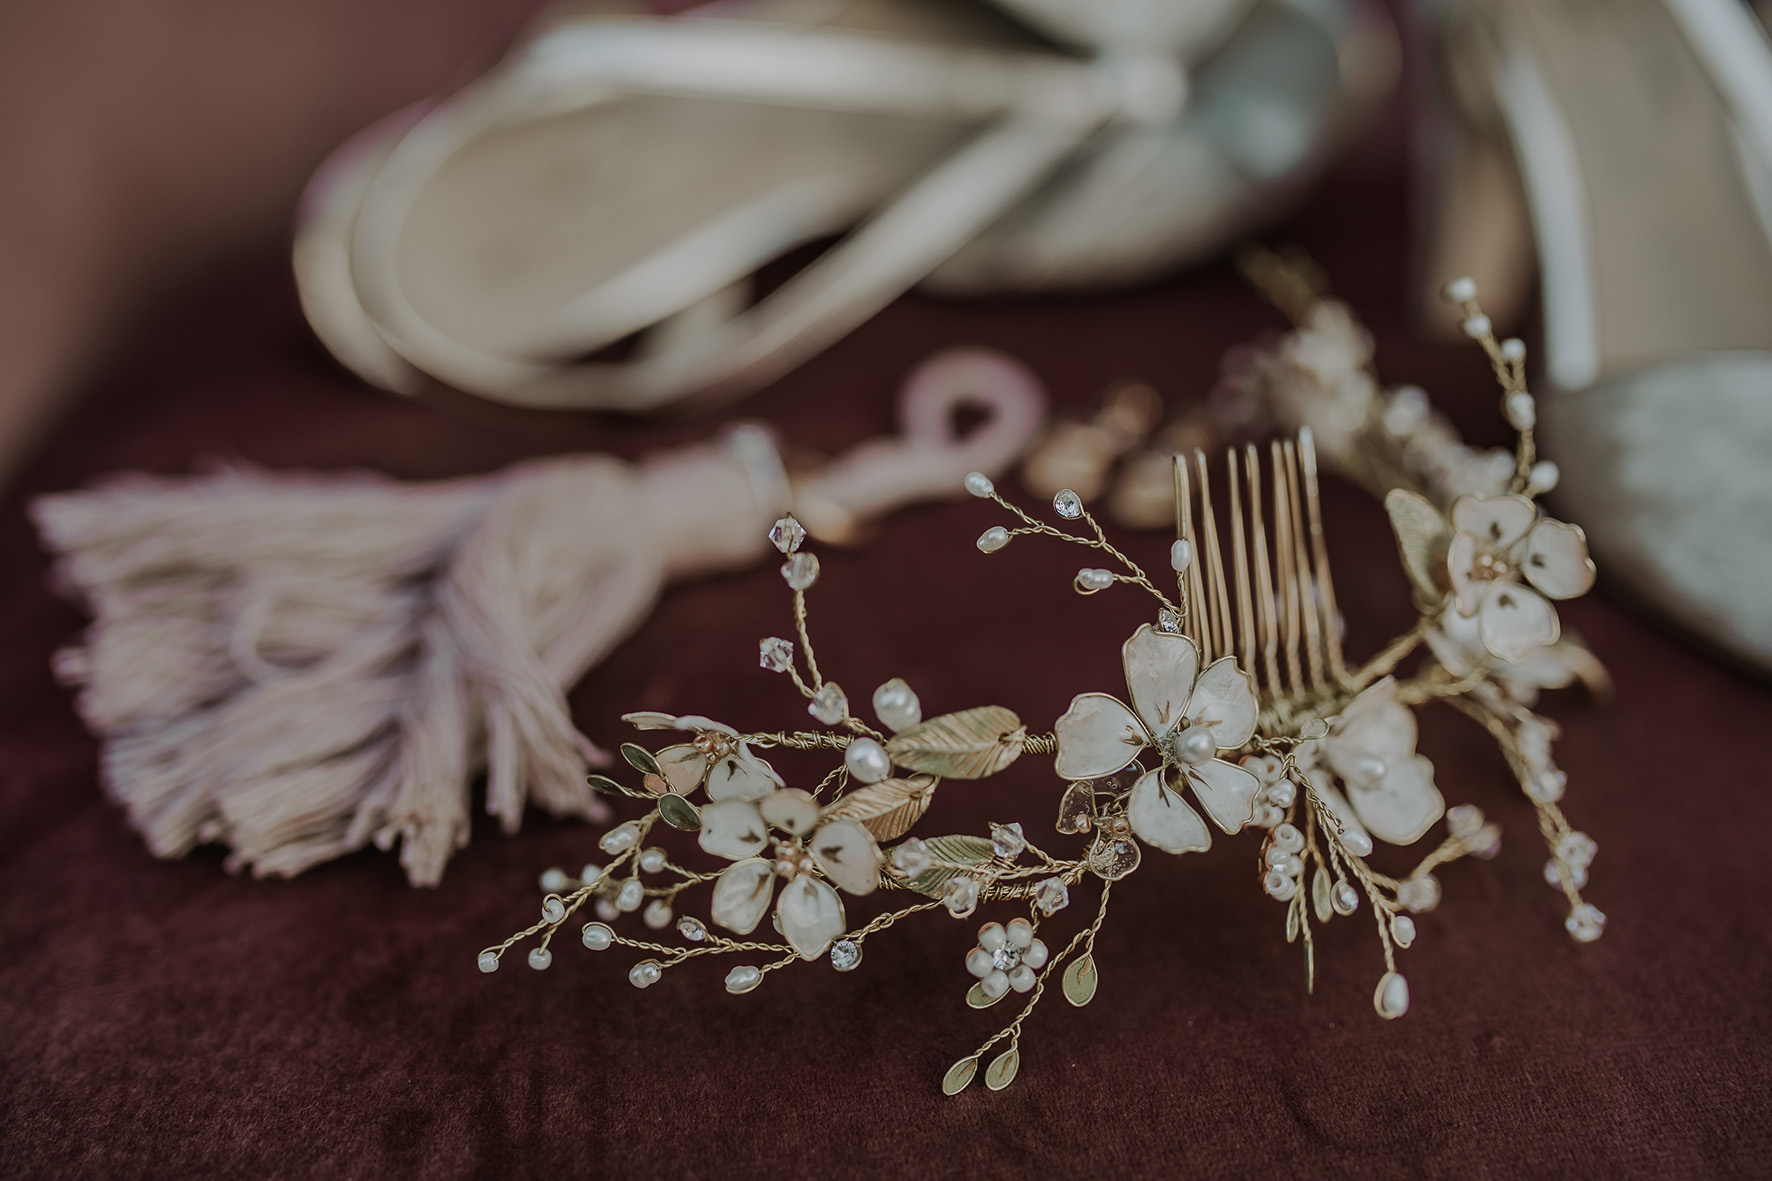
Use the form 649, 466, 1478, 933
33, 348, 1045, 885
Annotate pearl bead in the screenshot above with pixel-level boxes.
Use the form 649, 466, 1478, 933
1263, 843, 1294, 869
978, 970, 1010, 999
1008, 965, 1037, 993
541, 896, 566, 924
582, 922, 614, 950
1443, 276, 1478, 303
1271, 823, 1304, 854
1174, 724, 1215, 765
599, 822, 640, 855
964, 471, 995, 498
1527, 460, 1560, 494
1557, 830, 1598, 869
976, 526, 1010, 554
629, 960, 662, 989
1373, 971, 1410, 1019
1333, 881, 1360, 915
1390, 913, 1416, 948
615, 878, 644, 913
1460, 313, 1492, 339
637, 847, 667, 874
1266, 778, 1296, 808
844, 737, 893, 784
1021, 938, 1049, 970
1500, 337, 1526, 362
1075, 567, 1114, 593
1170, 538, 1192, 572
977, 922, 1007, 952
966, 948, 995, 978
1505, 390, 1537, 430
1565, 903, 1606, 943
1340, 829, 1374, 858
872, 678, 922, 732
643, 899, 673, 929
1251, 802, 1284, 829
580, 863, 604, 886
1005, 918, 1034, 948
1397, 873, 1441, 913
1264, 870, 1297, 901
477, 950, 500, 973
725, 965, 763, 993
595, 898, 619, 921
527, 947, 552, 971
539, 867, 572, 893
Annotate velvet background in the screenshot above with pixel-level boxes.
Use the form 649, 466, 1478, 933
2, 7, 1771, 1178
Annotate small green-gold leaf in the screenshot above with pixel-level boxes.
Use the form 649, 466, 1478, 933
886, 706, 1025, 780
587, 774, 625, 795
985, 1047, 1020, 1091
966, 981, 1006, 1009
657, 793, 701, 831
820, 775, 937, 841
942, 1056, 979, 1096
1312, 865, 1332, 924
905, 834, 996, 897
1384, 488, 1450, 607
1063, 953, 1098, 1007
1286, 895, 1301, 943
621, 743, 662, 777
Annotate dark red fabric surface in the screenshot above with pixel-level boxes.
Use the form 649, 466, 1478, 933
4, 47, 1772, 1181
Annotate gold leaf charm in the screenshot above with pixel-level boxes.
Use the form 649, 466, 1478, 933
1312, 865, 1332, 924
621, 743, 662, 778
1285, 895, 1301, 943
966, 981, 1006, 1009
985, 1047, 1020, 1091
904, 834, 996, 897
1063, 954, 1098, 1006
886, 706, 1026, 779
820, 775, 938, 840
657, 793, 701, 831
1384, 489, 1449, 607
942, 1056, 979, 1096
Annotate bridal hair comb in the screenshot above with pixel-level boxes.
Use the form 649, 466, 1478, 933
479, 268, 1607, 1095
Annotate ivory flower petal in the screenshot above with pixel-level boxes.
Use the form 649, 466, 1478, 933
1451, 493, 1535, 550
1346, 754, 1444, 845
710, 858, 775, 934
809, 818, 882, 896
1053, 693, 1148, 780
1122, 625, 1197, 737
1184, 757, 1260, 833
705, 745, 783, 801
1478, 582, 1559, 664
758, 788, 820, 835
1186, 658, 1259, 749
1127, 768, 1211, 854
778, 874, 845, 960
698, 799, 769, 860
657, 744, 707, 794
1521, 519, 1595, 600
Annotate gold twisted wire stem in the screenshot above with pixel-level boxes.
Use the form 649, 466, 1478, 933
984, 488, 1178, 615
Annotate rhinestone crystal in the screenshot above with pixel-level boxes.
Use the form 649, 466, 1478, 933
943, 876, 980, 917
1156, 607, 1182, 634
768, 515, 807, 554
891, 838, 932, 878
808, 682, 848, 725
677, 916, 707, 942
1034, 876, 1070, 916
781, 552, 820, 590
829, 939, 861, 971
990, 822, 1026, 860
1053, 489, 1083, 519
759, 636, 794, 672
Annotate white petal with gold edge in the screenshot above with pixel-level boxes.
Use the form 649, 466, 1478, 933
778, 874, 845, 960
1185, 757, 1260, 833
1447, 531, 1483, 616
706, 745, 783, 801
1053, 693, 1148, 780
758, 788, 820, 835
1451, 493, 1536, 550
710, 858, 775, 935
809, 818, 882, 895
1126, 768, 1211, 854
1521, 519, 1596, 600
1478, 582, 1559, 664
656, 744, 707, 794
1186, 658, 1258, 748
1121, 625, 1198, 738
1346, 754, 1444, 845
697, 799, 769, 860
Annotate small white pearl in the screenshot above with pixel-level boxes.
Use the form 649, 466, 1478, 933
964, 471, 995, 498
541, 896, 566, 924
1263, 843, 1294, 869
539, 867, 572, 893
844, 736, 893, 784
1333, 881, 1360, 915
1264, 870, 1298, 901
1527, 460, 1560, 494
1174, 724, 1215, 765
581, 922, 614, 950
615, 878, 644, 913
1443, 276, 1478, 303
1374, 971, 1410, 1019
643, 899, 673, 929
1565, 903, 1606, 943
725, 965, 762, 993
979, 970, 1010, 999
638, 847, 667, 874
1500, 337, 1526, 362
1170, 538, 1192, 573
977, 922, 1007, 952
595, 898, 619, 921
527, 947, 552, 971
966, 948, 995, 978
1008, 965, 1037, 993
629, 960, 662, 989
1075, 567, 1115, 593
1461, 313, 1493, 340
1271, 823, 1304, 854
1505, 391, 1537, 430
1341, 828, 1374, 858
579, 863, 604, 886
976, 526, 1010, 554
477, 950, 500, 973
1005, 918, 1035, 949
599, 822, 640, 855
1266, 778, 1297, 808
872, 678, 922, 732
1251, 802, 1284, 829
1390, 913, 1416, 948
1021, 938, 1049, 970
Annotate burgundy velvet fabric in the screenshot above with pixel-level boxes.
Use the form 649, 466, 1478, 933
3, 47, 1771, 1181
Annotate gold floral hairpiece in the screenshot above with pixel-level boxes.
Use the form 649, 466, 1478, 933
477, 268, 1606, 1096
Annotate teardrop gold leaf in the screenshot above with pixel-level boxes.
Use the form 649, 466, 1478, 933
942, 1056, 979, 1096
1312, 865, 1332, 924
985, 1047, 1020, 1091
621, 743, 662, 777
1063, 953, 1098, 1007
657, 793, 701, 831
1285, 896, 1300, 943
885, 706, 1026, 779
966, 981, 1006, 1009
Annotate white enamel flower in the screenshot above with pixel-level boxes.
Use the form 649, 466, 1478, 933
1426, 608, 1608, 707
1314, 677, 1443, 846
622, 711, 784, 801
698, 787, 882, 960
1052, 625, 1260, 855
964, 918, 1049, 1001
1444, 494, 1594, 664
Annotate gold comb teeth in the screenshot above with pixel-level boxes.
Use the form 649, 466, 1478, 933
479, 268, 1608, 1099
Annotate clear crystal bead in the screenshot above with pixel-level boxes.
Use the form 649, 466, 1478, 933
1565, 903, 1606, 943
989, 943, 1021, 972
1053, 489, 1083, 519
768, 515, 807, 554
759, 636, 794, 673
808, 682, 848, 725
1156, 607, 1182, 634
891, 837, 931, 878
1034, 876, 1070, 916
829, 939, 861, 971
990, 821, 1025, 860
677, 916, 707, 942
1396, 873, 1441, 914
943, 875, 980, 917
781, 552, 820, 591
